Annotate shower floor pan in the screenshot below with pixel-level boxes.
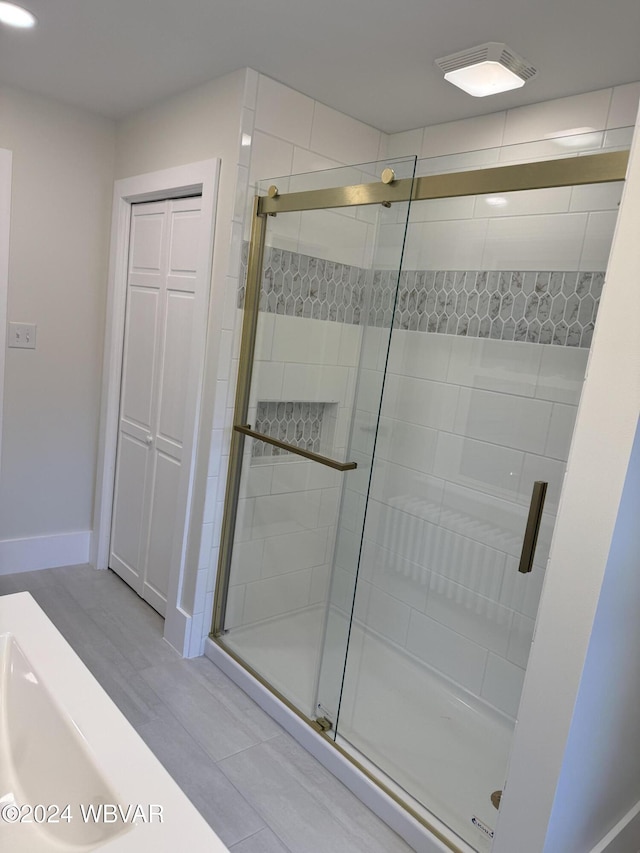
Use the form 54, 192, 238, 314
224, 607, 512, 849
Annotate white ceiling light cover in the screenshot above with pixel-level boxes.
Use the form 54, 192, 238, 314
0, 1, 36, 27
436, 42, 536, 97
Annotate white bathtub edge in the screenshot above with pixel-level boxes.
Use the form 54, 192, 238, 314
0, 592, 228, 853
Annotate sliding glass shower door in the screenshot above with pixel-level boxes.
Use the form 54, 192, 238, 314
327, 151, 626, 850
213, 142, 628, 852
213, 157, 416, 719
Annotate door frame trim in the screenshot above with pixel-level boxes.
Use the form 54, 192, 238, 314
0, 149, 12, 478
92, 160, 219, 652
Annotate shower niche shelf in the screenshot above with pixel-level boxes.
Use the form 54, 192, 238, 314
250, 400, 338, 463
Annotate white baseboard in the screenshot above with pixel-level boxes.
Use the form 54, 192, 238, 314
0, 531, 91, 575
163, 604, 192, 656
591, 800, 640, 853
205, 638, 466, 853
185, 610, 207, 658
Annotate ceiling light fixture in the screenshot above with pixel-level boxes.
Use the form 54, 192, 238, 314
0, 1, 36, 27
436, 42, 536, 98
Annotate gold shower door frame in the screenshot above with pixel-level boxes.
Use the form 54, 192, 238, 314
210, 149, 628, 853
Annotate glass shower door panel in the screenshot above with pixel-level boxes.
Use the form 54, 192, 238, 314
335, 179, 622, 849
220, 158, 416, 720
311, 203, 415, 724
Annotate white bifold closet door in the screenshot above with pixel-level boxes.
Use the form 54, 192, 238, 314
109, 196, 202, 616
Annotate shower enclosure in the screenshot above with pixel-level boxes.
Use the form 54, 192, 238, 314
211, 139, 628, 851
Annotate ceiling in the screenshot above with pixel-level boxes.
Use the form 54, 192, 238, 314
1, 0, 639, 133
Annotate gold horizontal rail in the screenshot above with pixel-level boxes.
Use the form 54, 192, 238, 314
413, 150, 629, 201
258, 177, 414, 214
257, 149, 629, 214
234, 425, 357, 471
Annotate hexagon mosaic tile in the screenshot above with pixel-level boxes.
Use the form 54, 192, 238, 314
240, 245, 368, 326
239, 243, 604, 347
252, 401, 324, 458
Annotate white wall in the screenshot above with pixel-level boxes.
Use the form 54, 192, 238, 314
115, 71, 245, 179
544, 420, 640, 852
0, 86, 115, 567
492, 97, 640, 853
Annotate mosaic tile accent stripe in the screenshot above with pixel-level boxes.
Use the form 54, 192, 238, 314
252, 401, 324, 459
385, 269, 603, 348
239, 243, 604, 347
239, 244, 367, 325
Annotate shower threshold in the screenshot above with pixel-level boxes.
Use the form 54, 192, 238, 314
216, 608, 512, 851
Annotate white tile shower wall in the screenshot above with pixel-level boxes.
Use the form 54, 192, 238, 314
405, 185, 621, 273
388, 83, 639, 164
356, 331, 587, 717
244, 75, 388, 261
227, 316, 361, 629
327, 326, 394, 567
338, 95, 628, 701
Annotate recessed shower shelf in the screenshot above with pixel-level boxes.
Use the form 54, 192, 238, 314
235, 425, 357, 471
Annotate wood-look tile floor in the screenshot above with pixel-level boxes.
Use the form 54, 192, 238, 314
0, 564, 413, 853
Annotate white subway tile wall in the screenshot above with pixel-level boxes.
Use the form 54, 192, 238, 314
310, 102, 383, 167
254, 75, 314, 149
502, 90, 612, 147
248, 130, 294, 187
607, 81, 640, 128
397, 85, 637, 171
420, 112, 506, 159
356, 330, 583, 717
481, 653, 526, 718
226, 314, 360, 632
482, 213, 588, 270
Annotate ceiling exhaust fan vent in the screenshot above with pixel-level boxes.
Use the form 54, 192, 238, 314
435, 42, 537, 83
498, 46, 537, 81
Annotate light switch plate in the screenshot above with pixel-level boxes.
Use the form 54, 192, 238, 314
9, 322, 37, 349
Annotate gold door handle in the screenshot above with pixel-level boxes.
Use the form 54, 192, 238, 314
518, 481, 548, 574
